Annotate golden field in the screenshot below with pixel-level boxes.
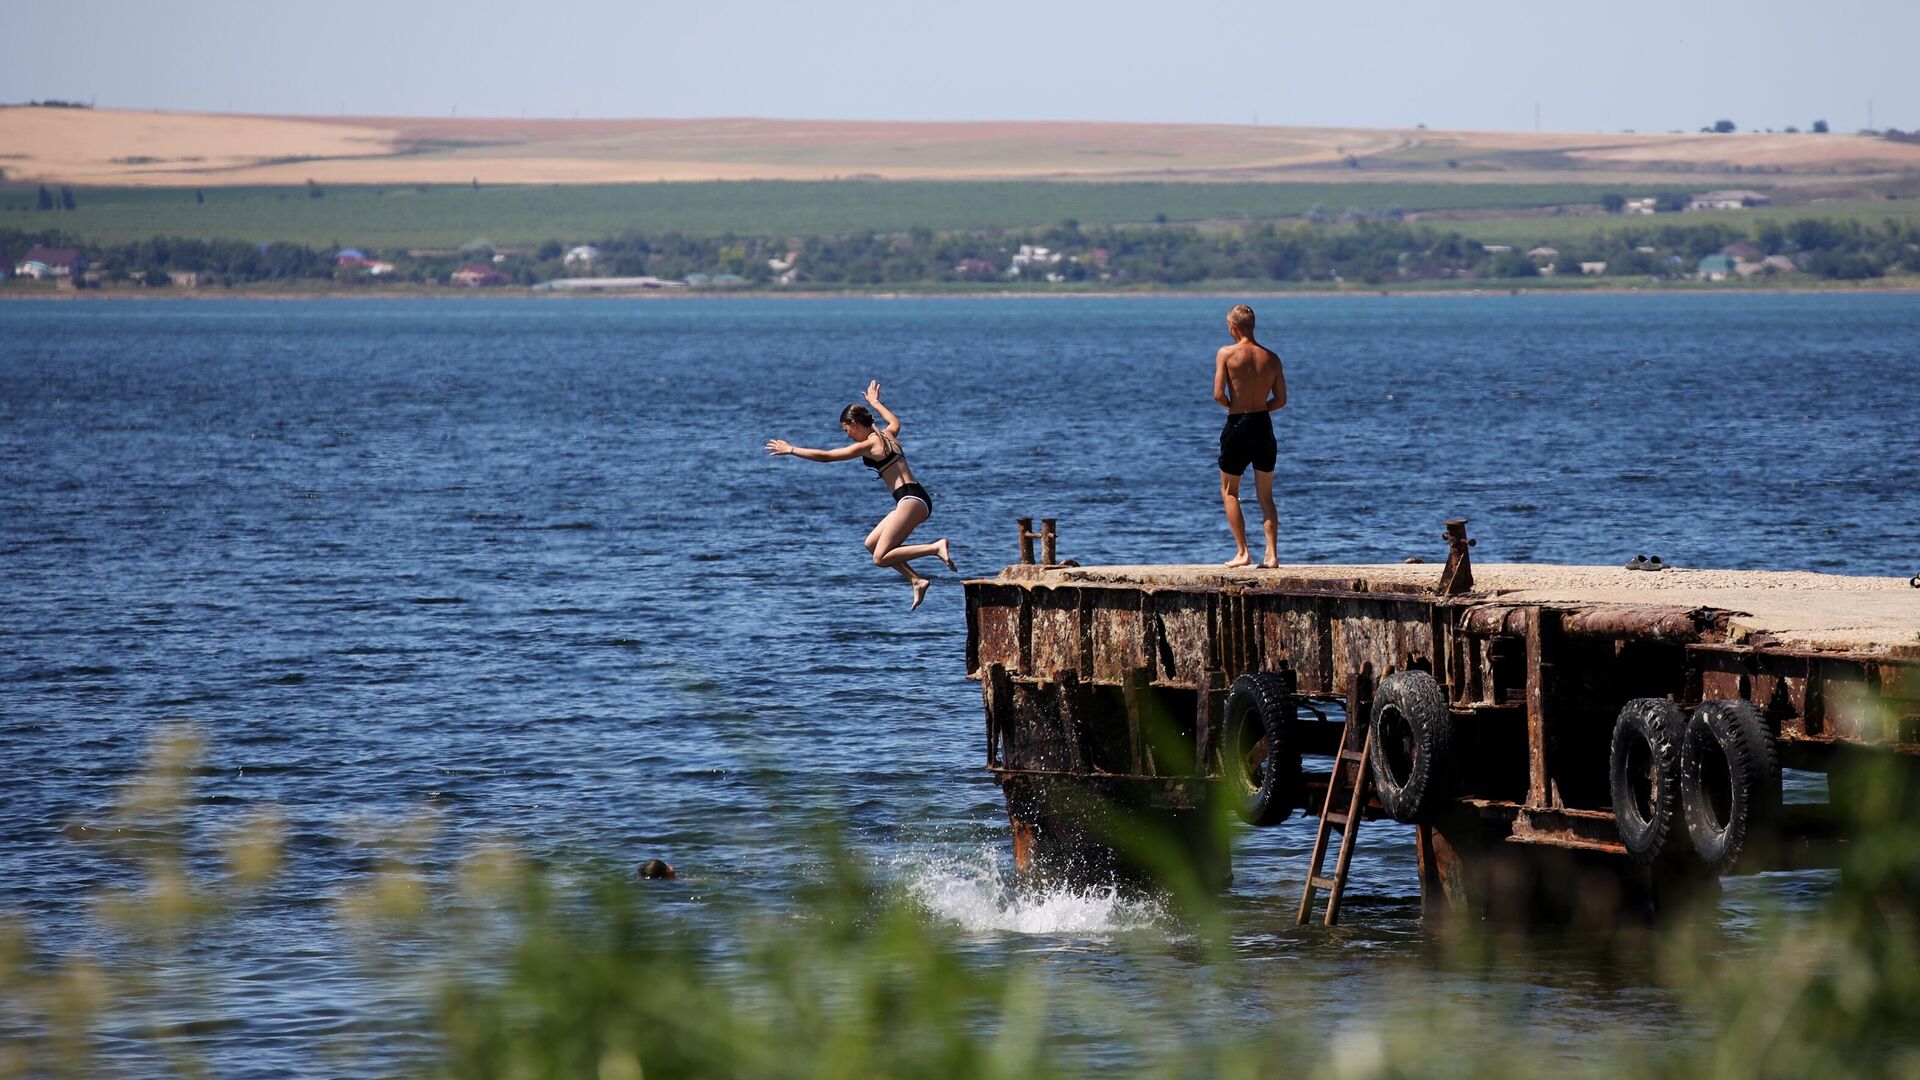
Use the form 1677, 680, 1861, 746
5, 107, 1919, 187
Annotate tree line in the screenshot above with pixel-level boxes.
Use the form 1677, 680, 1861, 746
5, 215, 1918, 289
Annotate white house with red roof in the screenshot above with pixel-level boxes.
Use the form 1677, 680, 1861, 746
14, 246, 88, 279
450, 264, 509, 287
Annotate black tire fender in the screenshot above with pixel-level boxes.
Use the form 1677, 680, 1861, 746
1366, 670, 1452, 824
1222, 672, 1302, 826
1610, 698, 1686, 865
1682, 699, 1779, 873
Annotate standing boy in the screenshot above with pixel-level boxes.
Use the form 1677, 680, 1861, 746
1212, 304, 1287, 568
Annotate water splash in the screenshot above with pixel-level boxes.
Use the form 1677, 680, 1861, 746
897, 848, 1168, 936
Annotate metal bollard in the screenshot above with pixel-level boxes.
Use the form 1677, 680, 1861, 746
1017, 517, 1061, 566
1439, 518, 1476, 595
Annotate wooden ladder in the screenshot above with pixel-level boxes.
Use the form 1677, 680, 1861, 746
1296, 714, 1374, 926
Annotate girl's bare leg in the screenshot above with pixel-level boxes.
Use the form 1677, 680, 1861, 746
866, 519, 919, 585
883, 538, 951, 569
870, 501, 943, 609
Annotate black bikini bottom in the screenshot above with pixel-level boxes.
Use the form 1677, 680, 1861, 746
892, 483, 932, 515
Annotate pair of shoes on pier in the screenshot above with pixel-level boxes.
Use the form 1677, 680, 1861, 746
1624, 554, 1670, 571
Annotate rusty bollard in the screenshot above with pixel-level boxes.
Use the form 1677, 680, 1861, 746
1017, 517, 1060, 566
1439, 518, 1476, 595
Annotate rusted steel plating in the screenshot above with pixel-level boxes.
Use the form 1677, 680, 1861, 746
966, 516, 1920, 913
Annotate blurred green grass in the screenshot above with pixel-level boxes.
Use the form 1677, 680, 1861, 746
5, 726, 1920, 1079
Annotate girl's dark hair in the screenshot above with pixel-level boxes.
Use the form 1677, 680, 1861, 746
840, 404, 875, 428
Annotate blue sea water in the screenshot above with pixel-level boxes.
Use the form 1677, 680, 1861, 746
2, 293, 1917, 1074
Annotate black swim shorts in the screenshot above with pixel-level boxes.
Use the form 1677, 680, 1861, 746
1218, 412, 1277, 476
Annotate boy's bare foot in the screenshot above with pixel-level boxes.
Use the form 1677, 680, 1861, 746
937, 538, 956, 573
1260, 553, 1280, 569
1223, 552, 1253, 568
911, 578, 931, 610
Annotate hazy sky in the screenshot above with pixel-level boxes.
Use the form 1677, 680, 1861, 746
2, 0, 1913, 133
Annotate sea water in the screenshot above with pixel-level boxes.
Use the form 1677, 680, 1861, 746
3, 293, 1917, 1073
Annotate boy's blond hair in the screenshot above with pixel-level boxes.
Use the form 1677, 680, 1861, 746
1228, 304, 1256, 335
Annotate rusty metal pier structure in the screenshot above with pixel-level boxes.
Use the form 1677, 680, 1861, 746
964, 520, 1920, 920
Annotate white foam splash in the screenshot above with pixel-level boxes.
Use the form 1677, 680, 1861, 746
896, 848, 1168, 936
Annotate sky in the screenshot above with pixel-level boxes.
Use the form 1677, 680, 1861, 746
1, 0, 1914, 133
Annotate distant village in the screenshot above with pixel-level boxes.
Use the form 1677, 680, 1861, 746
5, 186, 1914, 291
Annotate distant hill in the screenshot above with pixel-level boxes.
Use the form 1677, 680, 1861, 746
4, 107, 1918, 188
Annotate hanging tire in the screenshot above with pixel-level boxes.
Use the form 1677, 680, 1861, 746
1610, 698, 1685, 865
1682, 699, 1779, 874
1367, 670, 1452, 824
1222, 672, 1301, 826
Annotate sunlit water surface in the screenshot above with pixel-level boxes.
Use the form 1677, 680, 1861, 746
3, 294, 1917, 1073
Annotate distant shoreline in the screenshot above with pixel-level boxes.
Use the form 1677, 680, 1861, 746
6, 280, 1919, 302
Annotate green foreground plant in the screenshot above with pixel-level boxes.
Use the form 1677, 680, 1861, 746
4, 726, 1920, 1078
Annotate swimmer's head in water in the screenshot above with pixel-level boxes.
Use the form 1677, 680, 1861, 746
638, 859, 676, 880
838, 403, 876, 438
1228, 304, 1255, 337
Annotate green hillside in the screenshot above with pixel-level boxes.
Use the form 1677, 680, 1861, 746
0, 179, 1659, 248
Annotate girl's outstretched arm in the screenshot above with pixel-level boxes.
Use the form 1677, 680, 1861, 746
864, 380, 902, 436
767, 435, 879, 462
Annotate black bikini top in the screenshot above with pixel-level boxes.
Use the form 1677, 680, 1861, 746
863, 432, 904, 474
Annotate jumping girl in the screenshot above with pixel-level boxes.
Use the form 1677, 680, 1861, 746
766, 380, 955, 610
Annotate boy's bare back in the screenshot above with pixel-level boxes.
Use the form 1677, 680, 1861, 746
1214, 340, 1286, 414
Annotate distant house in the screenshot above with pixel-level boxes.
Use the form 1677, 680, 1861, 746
1480, 244, 1512, 254
1763, 255, 1796, 274
1623, 197, 1658, 215
1723, 241, 1770, 278
450, 264, 509, 287
564, 245, 600, 266
1008, 244, 1063, 276
167, 270, 200, 288
14, 246, 87, 279
531, 276, 686, 292
953, 258, 996, 280
1697, 254, 1734, 281
1526, 246, 1559, 260
1688, 190, 1771, 211
1580, 261, 1608, 276
339, 250, 396, 275
767, 252, 798, 273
